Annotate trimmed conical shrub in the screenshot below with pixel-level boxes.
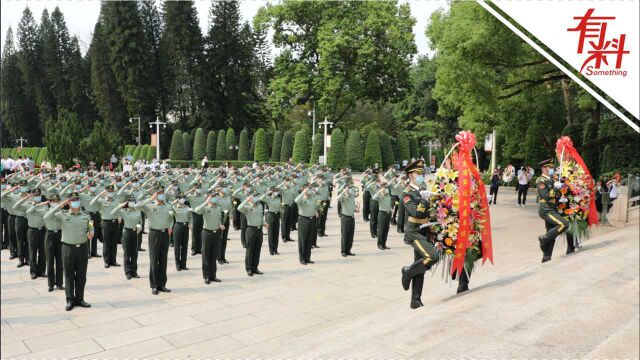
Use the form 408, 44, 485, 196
397, 133, 410, 162
292, 130, 310, 163
328, 128, 346, 169
206, 130, 216, 160
215, 130, 226, 160
309, 133, 322, 164
253, 128, 269, 162
280, 131, 293, 162
364, 130, 382, 168
271, 130, 283, 161
238, 129, 250, 161
250, 131, 257, 160
146, 146, 156, 162
192, 128, 206, 161
182, 132, 193, 160
132, 144, 143, 161
225, 128, 237, 160
380, 133, 394, 167
346, 131, 365, 171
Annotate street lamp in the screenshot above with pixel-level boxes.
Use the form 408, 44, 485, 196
15, 137, 28, 148
129, 116, 141, 145
308, 102, 316, 143
149, 117, 167, 160
318, 117, 333, 165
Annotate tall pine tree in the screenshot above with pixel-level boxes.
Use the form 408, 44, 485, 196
139, 0, 168, 121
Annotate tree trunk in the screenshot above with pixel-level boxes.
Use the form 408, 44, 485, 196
561, 79, 574, 125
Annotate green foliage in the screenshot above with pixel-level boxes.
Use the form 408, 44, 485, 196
132, 145, 143, 161
215, 130, 226, 160
169, 129, 184, 160
79, 121, 121, 165
192, 127, 206, 161
309, 133, 323, 164
250, 131, 257, 159
43, 108, 82, 167
238, 129, 250, 161
271, 130, 283, 161
379, 133, 395, 167
598, 114, 639, 174
409, 136, 419, 159
581, 120, 599, 176
328, 128, 347, 169
146, 146, 156, 162
206, 130, 216, 160
253, 128, 269, 162
292, 130, 309, 163
523, 122, 551, 167
182, 131, 192, 160
225, 128, 237, 160
364, 131, 382, 168
280, 130, 293, 162
140, 144, 150, 162
346, 131, 365, 171
396, 133, 410, 161
257, 1, 416, 124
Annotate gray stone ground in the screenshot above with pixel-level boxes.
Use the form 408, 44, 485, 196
1, 184, 638, 359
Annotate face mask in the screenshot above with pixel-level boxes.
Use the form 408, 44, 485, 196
20, 187, 28, 193
70, 201, 81, 209
173, 186, 178, 191
127, 201, 135, 207
89, 187, 96, 193
195, 189, 201, 195
61, 182, 68, 186
107, 192, 114, 199
50, 202, 59, 207
222, 188, 230, 195
132, 183, 139, 189
548, 169, 555, 176
33, 196, 42, 202
117, 182, 123, 187
157, 194, 166, 201
348, 189, 356, 196
246, 187, 252, 193
273, 192, 279, 197
1, 185, 6, 190
75, 185, 82, 190
178, 198, 186, 204
209, 198, 218, 205
415, 175, 425, 185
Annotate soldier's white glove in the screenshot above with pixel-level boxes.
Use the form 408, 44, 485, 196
419, 190, 431, 200
553, 181, 563, 189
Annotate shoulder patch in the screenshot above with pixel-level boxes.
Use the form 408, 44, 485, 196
539, 183, 545, 189
403, 195, 411, 204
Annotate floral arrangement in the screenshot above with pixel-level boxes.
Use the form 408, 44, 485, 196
557, 160, 594, 239
428, 163, 487, 257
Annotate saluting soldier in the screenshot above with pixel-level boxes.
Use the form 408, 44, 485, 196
337, 181, 358, 257
42, 194, 64, 292
111, 195, 142, 279
232, 181, 252, 248
238, 193, 266, 276
2, 180, 31, 267
361, 169, 372, 221
90, 185, 120, 268
216, 183, 233, 264
1, 179, 10, 252
79, 181, 102, 258
44, 192, 93, 311
536, 159, 569, 263
193, 193, 224, 283
389, 175, 402, 226
171, 193, 191, 271
372, 181, 392, 250
22, 189, 48, 279
279, 178, 296, 243
135, 188, 174, 295
295, 185, 320, 265
262, 187, 281, 255
186, 183, 206, 256
400, 160, 440, 309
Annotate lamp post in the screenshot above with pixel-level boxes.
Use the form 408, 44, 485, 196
149, 117, 166, 160
319, 117, 333, 165
129, 117, 141, 145
15, 137, 28, 148
308, 102, 316, 143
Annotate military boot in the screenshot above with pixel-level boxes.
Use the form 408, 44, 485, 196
410, 276, 424, 309
457, 270, 470, 294
401, 259, 428, 290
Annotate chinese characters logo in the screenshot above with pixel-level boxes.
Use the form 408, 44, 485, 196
567, 8, 630, 77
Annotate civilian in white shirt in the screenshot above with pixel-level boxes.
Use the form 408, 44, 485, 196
5, 157, 16, 174
516, 166, 533, 207
122, 160, 133, 173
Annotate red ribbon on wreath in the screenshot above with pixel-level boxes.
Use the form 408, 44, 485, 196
451, 131, 494, 276
555, 136, 599, 226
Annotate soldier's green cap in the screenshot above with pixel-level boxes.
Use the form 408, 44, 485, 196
49, 193, 61, 201
19, 180, 27, 185
538, 158, 555, 167
404, 159, 425, 174
32, 188, 42, 195
127, 194, 136, 201
49, 173, 57, 178
105, 185, 114, 191
69, 191, 80, 199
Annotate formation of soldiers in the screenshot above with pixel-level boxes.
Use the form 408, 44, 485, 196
1, 162, 413, 310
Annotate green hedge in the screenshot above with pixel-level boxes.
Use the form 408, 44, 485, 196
1, 147, 49, 164
165, 160, 312, 169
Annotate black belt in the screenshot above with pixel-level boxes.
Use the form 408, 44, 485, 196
47, 229, 60, 233
203, 228, 219, 232
124, 227, 136, 231
150, 228, 168, 232
246, 225, 261, 228
379, 210, 390, 213
299, 215, 314, 219
102, 219, 117, 222
341, 214, 354, 218
62, 242, 86, 248
29, 226, 45, 230
175, 222, 188, 225
268, 211, 280, 215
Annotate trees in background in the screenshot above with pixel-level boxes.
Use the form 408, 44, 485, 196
328, 128, 346, 169
292, 130, 309, 163
215, 129, 226, 160
205, 130, 217, 160
238, 129, 250, 160
364, 131, 382, 168
270, 130, 283, 161
253, 128, 269, 162
309, 134, 322, 164
346, 131, 364, 171
280, 131, 293, 162
192, 127, 206, 161
169, 129, 185, 160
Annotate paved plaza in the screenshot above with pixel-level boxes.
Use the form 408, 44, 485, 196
1, 188, 638, 359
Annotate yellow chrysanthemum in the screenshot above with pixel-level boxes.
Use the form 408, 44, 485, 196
430, 184, 439, 193
436, 167, 448, 179
444, 183, 455, 195
447, 171, 459, 181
